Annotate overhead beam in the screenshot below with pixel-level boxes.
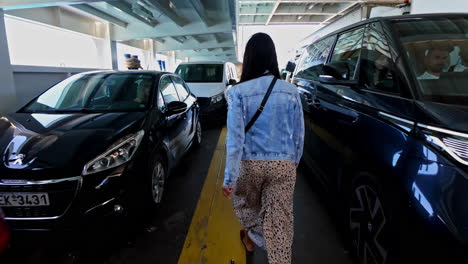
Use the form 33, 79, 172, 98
177, 49, 235, 57
239, 0, 404, 3
145, 0, 189, 27
73, 4, 128, 28
214, 33, 222, 43
171, 36, 185, 43
157, 42, 234, 52
153, 37, 166, 44
266, 0, 281, 26
192, 35, 204, 43
111, 20, 232, 41
187, 0, 212, 27
240, 12, 338, 15
321, 1, 359, 24
240, 0, 357, 3
240, 22, 327, 25
0, 0, 103, 10
187, 55, 238, 62
106, 1, 158, 27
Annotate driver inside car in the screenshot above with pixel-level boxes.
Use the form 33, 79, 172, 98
134, 79, 152, 105
418, 46, 451, 79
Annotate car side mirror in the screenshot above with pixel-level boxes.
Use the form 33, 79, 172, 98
286, 61, 296, 72
166, 101, 187, 116
228, 79, 237, 86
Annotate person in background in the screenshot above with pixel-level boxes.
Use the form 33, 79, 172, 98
134, 79, 152, 105
452, 47, 468, 72
418, 47, 450, 79
222, 33, 304, 264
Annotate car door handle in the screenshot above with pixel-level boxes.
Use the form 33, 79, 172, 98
304, 93, 321, 107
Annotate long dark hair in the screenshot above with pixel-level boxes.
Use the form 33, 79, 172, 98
240, 33, 281, 83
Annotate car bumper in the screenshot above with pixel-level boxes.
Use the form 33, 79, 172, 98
1, 165, 137, 231
197, 97, 227, 121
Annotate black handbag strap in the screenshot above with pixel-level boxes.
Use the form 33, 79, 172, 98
245, 77, 278, 133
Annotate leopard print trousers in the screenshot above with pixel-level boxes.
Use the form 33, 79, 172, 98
232, 160, 296, 264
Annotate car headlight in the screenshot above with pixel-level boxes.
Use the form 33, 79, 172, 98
419, 124, 468, 166
83, 130, 145, 175
211, 93, 224, 104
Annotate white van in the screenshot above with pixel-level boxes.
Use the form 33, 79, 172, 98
175, 61, 238, 121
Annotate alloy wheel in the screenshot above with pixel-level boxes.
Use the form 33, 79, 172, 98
196, 122, 202, 144
151, 161, 165, 204
349, 184, 389, 264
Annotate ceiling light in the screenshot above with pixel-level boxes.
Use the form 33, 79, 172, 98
298, 15, 303, 20
169, 1, 175, 8
308, 4, 314, 10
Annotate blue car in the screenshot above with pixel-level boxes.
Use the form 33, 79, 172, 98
292, 14, 468, 263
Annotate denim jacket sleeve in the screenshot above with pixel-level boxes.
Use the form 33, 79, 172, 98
224, 86, 245, 188
293, 91, 305, 165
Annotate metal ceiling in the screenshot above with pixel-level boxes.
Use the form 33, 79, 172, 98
238, 0, 405, 25
0, 0, 405, 62
0, 0, 238, 62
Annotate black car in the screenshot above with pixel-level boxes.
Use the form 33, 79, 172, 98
292, 14, 468, 263
0, 71, 202, 230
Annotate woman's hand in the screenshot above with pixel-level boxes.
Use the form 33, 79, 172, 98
222, 186, 233, 199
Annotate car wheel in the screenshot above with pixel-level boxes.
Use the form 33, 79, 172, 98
347, 174, 393, 264
149, 156, 167, 205
193, 121, 202, 147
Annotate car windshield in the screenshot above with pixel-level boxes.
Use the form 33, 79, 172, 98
175, 64, 223, 83
21, 73, 156, 113
393, 17, 468, 106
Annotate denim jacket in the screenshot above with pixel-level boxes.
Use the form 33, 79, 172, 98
223, 75, 305, 188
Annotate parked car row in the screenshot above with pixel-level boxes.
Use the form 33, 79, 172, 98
291, 13, 468, 263
0, 71, 202, 231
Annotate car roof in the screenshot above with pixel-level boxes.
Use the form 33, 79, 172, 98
78, 70, 172, 77
310, 13, 468, 46
178, 61, 227, 65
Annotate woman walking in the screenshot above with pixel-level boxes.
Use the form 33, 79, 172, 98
222, 33, 304, 264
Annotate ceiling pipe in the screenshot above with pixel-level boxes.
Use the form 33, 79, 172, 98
239, 0, 405, 3
187, 0, 213, 27
73, 4, 129, 28
107, 1, 158, 27
144, 0, 189, 27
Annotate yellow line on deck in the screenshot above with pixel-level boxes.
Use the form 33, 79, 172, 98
177, 127, 246, 264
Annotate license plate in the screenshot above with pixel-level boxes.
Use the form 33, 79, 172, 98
0, 193, 50, 207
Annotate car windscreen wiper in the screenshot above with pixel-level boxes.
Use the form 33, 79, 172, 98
49, 109, 105, 113
21, 109, 105, 114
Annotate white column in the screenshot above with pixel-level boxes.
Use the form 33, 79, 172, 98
110, 40, 119, 70
0, 9, 16, 115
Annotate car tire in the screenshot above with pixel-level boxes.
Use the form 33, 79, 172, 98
345, 172, 398, 264
146, 154, 168, 208
193, 121, 202, 148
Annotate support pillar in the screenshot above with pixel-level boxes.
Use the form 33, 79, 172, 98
110, 40, 119, 70
0, 9, 16, 115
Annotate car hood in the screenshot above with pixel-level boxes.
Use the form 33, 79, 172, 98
416, 101, 468, 134
186, 82, 225, 98
0, 112, 146, 177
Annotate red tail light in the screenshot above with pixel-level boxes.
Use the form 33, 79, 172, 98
0, 217, 9, 254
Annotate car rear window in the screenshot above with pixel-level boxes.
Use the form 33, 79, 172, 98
175, 64, 223, 83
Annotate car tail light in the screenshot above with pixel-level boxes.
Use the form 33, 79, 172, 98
0, 215, 9, 254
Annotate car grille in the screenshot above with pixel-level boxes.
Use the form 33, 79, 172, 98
443, 137, 468, 162
197, 97, 211, 108
0, 179, 80, 219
